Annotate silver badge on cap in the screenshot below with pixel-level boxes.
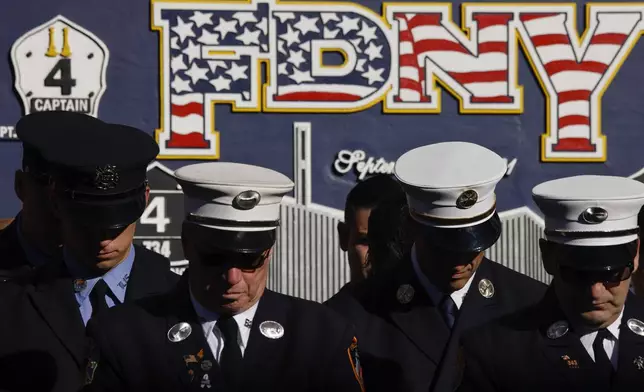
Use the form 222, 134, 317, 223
634, 356, 644, 371
167, 322, 192, 342
94, 165, 119, 190
260, 320, 284, 339
478, 279, 495, 299
396, 284, 415, 304
627, 318, 644, 337
580, 207, 608, 224
547, 321, 569, 339
233, 190, 261, 210
456, 190, 478, 209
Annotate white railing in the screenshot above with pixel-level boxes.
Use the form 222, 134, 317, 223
268, 200, 350, 302
487, 207, 551, 285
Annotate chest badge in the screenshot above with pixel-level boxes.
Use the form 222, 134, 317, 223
634, 356, 644, 371
547, 321, 569, 339
260, 320, 284, 339
396, 284, 415, 304
627, 318, 644, 337
478, 279, 495, 299
168, 322, 192, 342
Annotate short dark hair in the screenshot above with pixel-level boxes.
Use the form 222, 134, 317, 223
343, 174, 405, 224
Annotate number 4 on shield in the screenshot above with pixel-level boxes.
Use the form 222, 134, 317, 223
141, 197, 171, 233
44, 27, 76, 96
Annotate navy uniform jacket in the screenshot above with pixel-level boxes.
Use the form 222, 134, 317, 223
0, 219, 36, 273
0, 245, 178, 392
325, 257, 548, 392
84, 273, 365, 392
457, 288, 644, 392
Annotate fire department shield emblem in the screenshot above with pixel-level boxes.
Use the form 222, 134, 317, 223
10, 15, 109, 117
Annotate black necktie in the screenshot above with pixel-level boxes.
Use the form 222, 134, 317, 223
439, 295, 457, 329
592, 329, 615, 379
89, 279, 111, 317
217, 316, 243, 389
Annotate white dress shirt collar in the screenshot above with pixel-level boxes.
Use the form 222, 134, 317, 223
190, 287, 259, 358
578, 306, 624, 369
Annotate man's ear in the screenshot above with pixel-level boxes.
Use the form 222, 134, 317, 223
145, 184, 151, 205
338, 221, 348, 252
634, 237, 640, 273
539, 239, 557, 275
14, 170, 25, 202
264, 247, 274, 266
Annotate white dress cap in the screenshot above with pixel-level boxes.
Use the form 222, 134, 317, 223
532, 175, 644, 246
173, 162, 294, 232
394, 142, 507, 228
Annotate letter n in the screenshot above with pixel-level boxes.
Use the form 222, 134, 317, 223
384, 5, 520, 112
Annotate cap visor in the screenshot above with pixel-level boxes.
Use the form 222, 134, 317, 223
555, 242, 636, 271
59, 191, 146, 229
420, 213, 502, 252
185, 223, 276, 254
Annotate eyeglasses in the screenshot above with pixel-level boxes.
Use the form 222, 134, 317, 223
559, 263, 634, 285
196, 249, 269, 272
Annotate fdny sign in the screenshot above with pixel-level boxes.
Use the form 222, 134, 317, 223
152, 1, 644, 162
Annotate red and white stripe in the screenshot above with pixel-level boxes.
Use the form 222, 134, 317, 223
395, 13, 513, 103
520, 12, 637, 151
396, 13, 429, 102
275, 84, 376, 102
168, 93, 209, 148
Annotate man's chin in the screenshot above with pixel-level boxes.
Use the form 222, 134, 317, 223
218, 301, 248, 315
448, 276, 470, 292
93, 254, 122, 270
578, 308, 616, 328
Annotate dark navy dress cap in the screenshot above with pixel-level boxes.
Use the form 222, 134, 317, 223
21, 115, 159, 229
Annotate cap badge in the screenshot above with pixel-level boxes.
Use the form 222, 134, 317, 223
634, 356, 644, 371
627, 318, 644, 337
396, 284, 415, 304
94, 165, 119, 190
547, 320, 569, 339
478, 279, 495, 299
260, 320, 284, 339
233, 190, 261, 210
167, 322, 192, 342
580, 207, 608, 224
456, 190, 478, 209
